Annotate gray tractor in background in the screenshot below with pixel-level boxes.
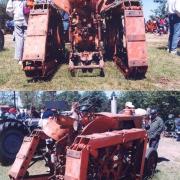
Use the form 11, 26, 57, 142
0, 101, 68, 166
0, 106, 40, 165
0, 117, 39, 165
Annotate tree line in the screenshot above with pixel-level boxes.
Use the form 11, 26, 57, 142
0, 91, 179, 120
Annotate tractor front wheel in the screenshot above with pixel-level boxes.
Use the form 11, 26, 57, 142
144, 148, 158, 178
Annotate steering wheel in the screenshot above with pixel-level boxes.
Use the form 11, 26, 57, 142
76, 95, 96, 113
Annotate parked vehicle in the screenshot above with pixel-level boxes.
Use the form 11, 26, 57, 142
164, 114, 176, 138
0, 117, 40, 165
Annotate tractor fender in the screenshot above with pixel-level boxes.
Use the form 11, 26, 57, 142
81, 115, 119, 135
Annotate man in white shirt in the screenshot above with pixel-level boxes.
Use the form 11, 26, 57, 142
6, 0, 28, 64
166, 0, 180, 55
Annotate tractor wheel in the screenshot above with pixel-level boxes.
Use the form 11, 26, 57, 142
0, 29, 4, 51
0, 120, 29, 166
144, 148, 158, 179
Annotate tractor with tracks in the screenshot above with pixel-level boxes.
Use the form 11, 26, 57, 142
22, 0, 148, 79
8, 98, 157, 180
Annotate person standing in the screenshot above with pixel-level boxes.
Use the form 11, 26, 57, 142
30, 106, 40, 118
147, 108, 164, 150
166, 0, 180, 55
6, 0, 28, 64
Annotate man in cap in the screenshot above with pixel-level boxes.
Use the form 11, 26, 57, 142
147, 108, 164, 149
119, 102, 135, 115
125, 102, 135, 115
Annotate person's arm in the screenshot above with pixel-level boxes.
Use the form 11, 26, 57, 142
6, 0, 14, 17
154, 119, 164, 137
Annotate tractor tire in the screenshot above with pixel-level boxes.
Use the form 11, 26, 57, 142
0, 120, 29, 166
143, 148, 158, 179
0, 29, 4, 51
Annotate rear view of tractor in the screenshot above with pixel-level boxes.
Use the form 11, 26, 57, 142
66, 0, 105, 76
22, 0, 147, 79
9, 98, 157, 180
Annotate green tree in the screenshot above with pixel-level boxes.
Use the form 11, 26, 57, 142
116, 91, 180, 120
0, 91, 16, 106
81, 91, 110, 112
151, 0, 167, 19
40, 91, 57, 106
57, 91, 81, 108
19, 91, 40, 109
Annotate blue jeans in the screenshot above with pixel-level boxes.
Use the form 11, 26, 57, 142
168, 14, 180, 51
149, 137, 160, 150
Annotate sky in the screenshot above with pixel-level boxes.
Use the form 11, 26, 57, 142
142, 0, 158, 20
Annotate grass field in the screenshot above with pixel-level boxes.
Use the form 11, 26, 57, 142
0, 34, 179, 90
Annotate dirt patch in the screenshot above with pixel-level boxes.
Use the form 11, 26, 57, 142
153, 137, 180, 179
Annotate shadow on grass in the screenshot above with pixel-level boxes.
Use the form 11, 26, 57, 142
157, 46, 168, 51
27, 63, 63, 83
158, 157, 170, 163
72, 69, 105, 77
0, 48, 11, 52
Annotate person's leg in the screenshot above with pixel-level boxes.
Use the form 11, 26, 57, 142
14, 24, 24, 61
149, 138, 159, 150
171, 15, 180, 52
168, 15, 174, 51
19, 26, 27, 63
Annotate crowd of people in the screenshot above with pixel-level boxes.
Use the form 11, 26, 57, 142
145, 17, 169, 35
0, 105, 61, 120
0, 106, 40, 119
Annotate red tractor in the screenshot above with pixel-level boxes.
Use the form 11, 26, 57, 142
9, 99, 157, 180
22, 0, 148, 79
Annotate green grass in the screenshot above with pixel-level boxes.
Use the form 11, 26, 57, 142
0, 160, 180, 180
153, 164, 180, 180
0, 34, 179, 90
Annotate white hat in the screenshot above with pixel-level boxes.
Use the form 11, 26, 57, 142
135, 108, 147, 116
125, 102, 134, 108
